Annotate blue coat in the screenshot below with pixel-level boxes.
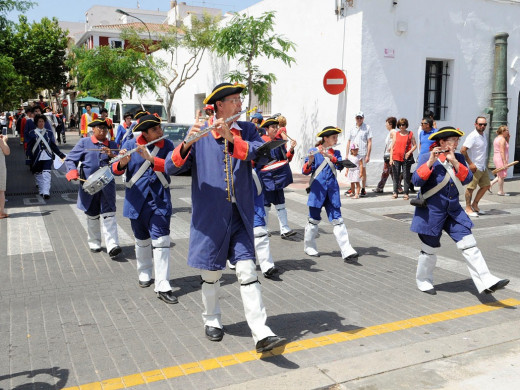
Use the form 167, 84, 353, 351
26, 128, 65, 170
410, 153, 473, 236
257, 135, 293, 191
165, 121, 265, 270
112, 136, 175, 219
65, 136, 117, 212
114, 122, 135, 147
302, 149, 344, 209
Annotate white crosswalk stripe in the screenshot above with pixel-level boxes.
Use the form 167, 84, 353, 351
6, 207, 53, 255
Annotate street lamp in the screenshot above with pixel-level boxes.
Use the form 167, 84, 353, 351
115, 8, 151, 41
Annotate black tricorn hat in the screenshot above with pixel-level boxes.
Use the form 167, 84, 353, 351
134, 110, 150, 120
317, 126, 342, 138
203, 82, 245, 105
132, 114, 161, 132
88, 118, 111, 128
261, 117, 279, 128
428, 126, 464, 141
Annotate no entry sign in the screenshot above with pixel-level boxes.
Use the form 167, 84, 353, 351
323, 68, 347, 95
61, 100, 68, 107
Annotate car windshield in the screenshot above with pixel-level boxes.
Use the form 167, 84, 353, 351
122, 104, 167, 121
162, 124, 191, 141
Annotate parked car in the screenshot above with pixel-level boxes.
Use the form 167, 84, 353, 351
161, 123, 192, 144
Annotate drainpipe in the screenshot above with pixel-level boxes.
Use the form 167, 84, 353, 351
488, 32, 509, 168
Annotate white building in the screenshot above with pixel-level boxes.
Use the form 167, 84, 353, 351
170, 0, 520, 183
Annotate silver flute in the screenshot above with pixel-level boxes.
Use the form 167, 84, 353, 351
109, 134, 169, 164
183, 107, 250, 144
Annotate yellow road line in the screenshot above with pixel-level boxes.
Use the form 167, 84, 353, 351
64, 298, 520, 390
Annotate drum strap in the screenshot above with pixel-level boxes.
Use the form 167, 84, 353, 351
126, 146, 169, 188
32, 129, 53, 157
252, 169, 262, 196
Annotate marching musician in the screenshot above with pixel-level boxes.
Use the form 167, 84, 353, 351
99, 108, 115, 141
165, 82, 287, 353
26, 114, 66, 199
302, 126, 358, 260
411, 127, 509, 295
114, 112, 135, 147
112, 115, 178, 305
257, 117, 297, 239
65, 119, 121, 257
250, 112, 264, 135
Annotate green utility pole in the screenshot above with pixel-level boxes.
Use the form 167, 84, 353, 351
489, 32, 509, 168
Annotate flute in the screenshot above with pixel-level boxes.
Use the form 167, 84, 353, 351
183, 106, 257, 144
109, 134, 168, 164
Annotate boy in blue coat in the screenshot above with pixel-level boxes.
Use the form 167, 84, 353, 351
411, 127, 509, 295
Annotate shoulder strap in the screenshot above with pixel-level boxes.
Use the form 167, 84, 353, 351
126, 145, 168, 188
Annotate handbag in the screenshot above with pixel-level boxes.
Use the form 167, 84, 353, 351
405, 132, 415, 164
383, 153, 391, 163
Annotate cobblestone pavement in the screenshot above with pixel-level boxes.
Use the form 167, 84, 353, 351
1, 133, 519, 390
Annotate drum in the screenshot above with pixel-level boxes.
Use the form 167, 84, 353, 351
82, 166, 114, 195
260, 159, 289, 172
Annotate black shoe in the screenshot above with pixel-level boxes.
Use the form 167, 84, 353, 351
360, 188, 366, 197
484, 279, 510, 294
90, 247, 102, 253
344, 189, 352, 195
108, 246, 122, 257
423, 289, 437, 295
157, 290, 178, 304
43, 194, 50, 200
139, 279, 154, 288
281, 230, 297, 239
344, 252, 359, 260
263, 266, 278, 279
205, 325, 224, 341
255, 335, 287, 353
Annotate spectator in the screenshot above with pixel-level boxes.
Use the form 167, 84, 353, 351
389, 118, 417, 200
489, 125, 510, 196
346, 143, 361, 198
461, 116, 491, 217
0, 134, 10, 218
373, 116, 402, 193
0, 112, 6, 135
345, 111, 372, 196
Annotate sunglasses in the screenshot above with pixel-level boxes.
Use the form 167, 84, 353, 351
477, 123, 487, 127
421, 122, 428, 125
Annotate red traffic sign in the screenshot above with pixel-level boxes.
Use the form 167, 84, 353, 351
323, 68, 347, 95
61, 100, 68, 107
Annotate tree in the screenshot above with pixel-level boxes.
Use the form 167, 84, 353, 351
0, 0, 34, 30
68, 46, 160, 99
214, 11, 296, 119
121, 12, 220, 120
0, 55, 24, 109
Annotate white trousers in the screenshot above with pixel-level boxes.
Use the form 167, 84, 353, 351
416, 234, 501, 293
87, 215, 102, 250
332, 219, 357, 259
275, 203, 291, 234
201, 260, 275, 343
35, 170, 51, 196
254, 226, 274, 273
304, 218, 320, 256
101, 212, 119, 252
136, 236, 171, 292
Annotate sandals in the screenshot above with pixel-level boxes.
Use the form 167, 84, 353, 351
392, 193, 398, 199
0, 213, 9, 219
403, 195, 409, 200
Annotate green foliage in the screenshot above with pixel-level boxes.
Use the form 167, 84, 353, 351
0, 55, 25, 109
68, 46, 160, 99
214, 11, 296, 114
0, 0, 35, 30
121, 12, 220, 118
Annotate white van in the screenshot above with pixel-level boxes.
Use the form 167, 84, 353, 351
104, 99, 170, 128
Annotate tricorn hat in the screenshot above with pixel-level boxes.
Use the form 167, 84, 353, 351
88, 118, 111, 128
203, 82, 245, 105
428, 126, 464, 141
132, 114, 161, 132
261, 117, 279, 128
317, 126, 342, 138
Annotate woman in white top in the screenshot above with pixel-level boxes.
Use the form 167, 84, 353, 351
0, 133, 11, 218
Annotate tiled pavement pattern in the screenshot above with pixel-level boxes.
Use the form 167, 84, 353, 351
1, 133, 519, 389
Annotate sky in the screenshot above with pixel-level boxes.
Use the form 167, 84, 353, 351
7, 0, 260, 23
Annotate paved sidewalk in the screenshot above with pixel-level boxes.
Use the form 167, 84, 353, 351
1, 132, 520, 390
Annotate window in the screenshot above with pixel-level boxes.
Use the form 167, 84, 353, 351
423, 60, 450, 121
109, 38, 124, 49
249, 84, 272, 117
194, 93, 206, 116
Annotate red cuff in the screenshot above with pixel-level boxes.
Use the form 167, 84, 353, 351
303, 162, 312, 175
455, 163, 469, 182
171, 143, 190, 167
331, 156, 337, 164
287, 149, 294, 161
231, 136, 249, 160
416, 163, 433, 181
153, 157, 165, 172
66, 169, 79, 181
112, 161, 125, 175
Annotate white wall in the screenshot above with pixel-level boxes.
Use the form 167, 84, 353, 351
156, 0, 520, 181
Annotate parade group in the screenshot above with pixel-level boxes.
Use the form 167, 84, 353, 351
5, 82, 511, 353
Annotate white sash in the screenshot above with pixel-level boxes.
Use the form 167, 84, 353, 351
32, 129, 53, 156
126, 145, 169, 188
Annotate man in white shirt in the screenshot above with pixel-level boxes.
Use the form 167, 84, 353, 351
345, 111, 372, 196
461, 116, 490, 217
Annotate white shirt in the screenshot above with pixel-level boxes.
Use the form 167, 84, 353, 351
462, 129, 488, 171
347, 122, 372, 156
385, 129, 398, 153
